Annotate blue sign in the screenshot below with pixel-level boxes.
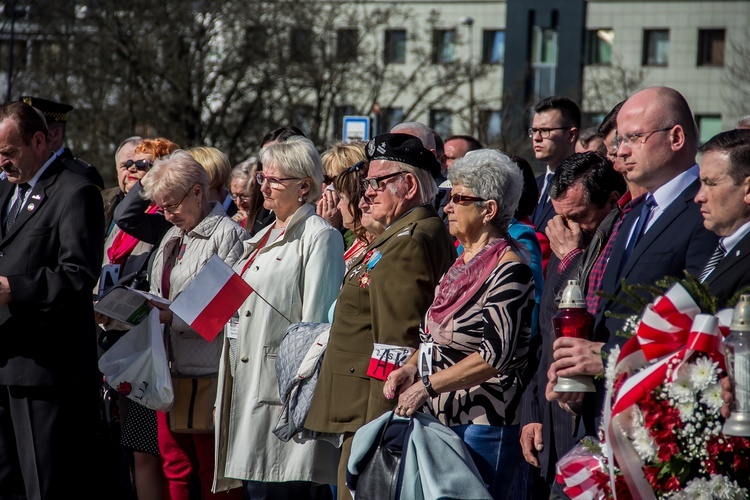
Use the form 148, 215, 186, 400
342, 116, 371, 142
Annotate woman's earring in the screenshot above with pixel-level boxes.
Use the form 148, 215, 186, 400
298, 196, 304, 202
483, 219, 487, 226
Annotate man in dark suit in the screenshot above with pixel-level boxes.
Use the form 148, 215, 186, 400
529, 96, 580, 236
20, 96, 105, 190
694, 129, 750, 306
519, 152, 624, 494
546, 87, 718, 421
0, 102, 104, 497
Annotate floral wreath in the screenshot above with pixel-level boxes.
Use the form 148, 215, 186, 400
556, 275, 750, 499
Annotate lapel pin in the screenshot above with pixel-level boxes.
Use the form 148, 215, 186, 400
31, 194, 41, 200
26, 203, 34, 211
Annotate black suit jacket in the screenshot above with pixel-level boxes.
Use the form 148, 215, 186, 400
0, 160, 104, 385
595, 177, 718, 350
705, 230, 750, 308
59, 147, 105, 190
532, 173, 555, 233
520, 252, 589, 482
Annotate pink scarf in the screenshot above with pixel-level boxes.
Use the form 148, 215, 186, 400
426, 237, 512, 344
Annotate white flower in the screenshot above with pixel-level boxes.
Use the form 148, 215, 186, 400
668, 374, 695, 404
689, 356, 719, 392
677, 400, 697, 421
605, 345, 621, 392
701, 383, 724, 413
631, 425, 657, 462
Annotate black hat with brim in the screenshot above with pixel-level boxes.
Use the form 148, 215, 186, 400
366, 133, 441, 179
18, 96, 73, 124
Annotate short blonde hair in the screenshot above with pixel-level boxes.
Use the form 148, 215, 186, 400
321, 142, 366, 178
188, 146, 231, 192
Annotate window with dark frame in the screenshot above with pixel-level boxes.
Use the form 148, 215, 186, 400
432, 29, 456, 64
697, 29, 725, 66
384, 29, 406, 64
244, 26, 267, 61
642, 29, 669, 66
290, 27, 312, 63
0, 39, 27, 69
585, 29, 613, 65
481, 30, 505, 64
478, 110, 502, 145
429, 109, 452, 138
336, 29, 358, 63
379, 107, 404, 133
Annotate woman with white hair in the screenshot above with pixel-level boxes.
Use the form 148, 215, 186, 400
384, 149, 536, 499
212, 136, 345, 498
142, 149, 248, 500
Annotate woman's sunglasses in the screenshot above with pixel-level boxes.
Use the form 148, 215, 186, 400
124, 159, 153, 171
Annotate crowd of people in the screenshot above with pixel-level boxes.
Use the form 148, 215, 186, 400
0, 86, 749, 500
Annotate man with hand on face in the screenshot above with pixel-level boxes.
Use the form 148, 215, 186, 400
519, 152, 624, 495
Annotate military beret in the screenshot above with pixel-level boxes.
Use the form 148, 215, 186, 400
18, 96, 73, 124
366, 133, 441, 179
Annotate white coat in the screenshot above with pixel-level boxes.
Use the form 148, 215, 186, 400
212, 204, 345, 491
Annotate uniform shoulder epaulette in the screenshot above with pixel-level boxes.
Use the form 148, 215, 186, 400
60, 154, 105, 189
396, 222, 415, 237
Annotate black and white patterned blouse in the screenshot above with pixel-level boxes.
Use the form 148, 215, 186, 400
421, 260, 534, 427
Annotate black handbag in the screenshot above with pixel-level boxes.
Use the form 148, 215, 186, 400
350, 413, 409, 500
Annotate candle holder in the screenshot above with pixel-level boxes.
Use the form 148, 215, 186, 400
723, 294, 750, 436
552, 280, 596, 392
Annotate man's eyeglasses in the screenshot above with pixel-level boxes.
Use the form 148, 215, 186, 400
614, 127, 674, 151
230, 193, 250, 202
361, 171, 406, 191
256, 173, 301, 188
124, 159, 153, 171
158, 191, 189, 214
448, 193, 487, 205
528, 127, 571, 139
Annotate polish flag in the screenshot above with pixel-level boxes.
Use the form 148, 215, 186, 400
169, 255, 252, 342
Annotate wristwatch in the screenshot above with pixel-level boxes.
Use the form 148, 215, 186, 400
422, 374, 438, 398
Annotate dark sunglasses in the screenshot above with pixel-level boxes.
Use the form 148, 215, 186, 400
125, 159, 153, 171
448, 193, 487, 204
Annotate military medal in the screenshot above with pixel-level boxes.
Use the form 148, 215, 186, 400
358, 249, 381, 288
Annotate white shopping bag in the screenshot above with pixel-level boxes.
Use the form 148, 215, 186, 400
98, 308, 174, 411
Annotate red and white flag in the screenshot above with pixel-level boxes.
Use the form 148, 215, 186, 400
169, 255, 252, 342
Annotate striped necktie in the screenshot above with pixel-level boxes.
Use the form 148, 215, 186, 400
699, 242, 726, 283
4, 183, 30, 234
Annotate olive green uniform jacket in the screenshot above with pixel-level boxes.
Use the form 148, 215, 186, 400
306, 205, 455, 434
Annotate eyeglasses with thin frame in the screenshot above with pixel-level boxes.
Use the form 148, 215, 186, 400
528, 127, 571, 139
613, 127, 674, 152
256, 172, 301, 188
158, 191, 189, 214
0, 146, 22, 162
448, 193, 487, 205
361, 171, 407, 191
124, 159, 153, 171
230, 193, 250, 202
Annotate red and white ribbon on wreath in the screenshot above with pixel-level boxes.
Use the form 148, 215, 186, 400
556, 452, 609, 500
603, 283, 728, 499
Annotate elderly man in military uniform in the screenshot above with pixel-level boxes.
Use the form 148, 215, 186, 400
19, 96, 104, 189
306, 133, 456, 500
